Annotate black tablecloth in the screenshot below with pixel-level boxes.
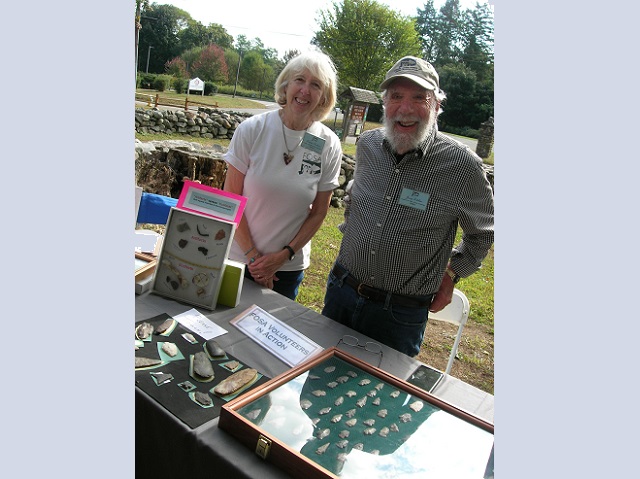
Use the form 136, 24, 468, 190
136, 281, 494, 479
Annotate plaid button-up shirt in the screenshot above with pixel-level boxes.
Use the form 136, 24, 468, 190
335, 126, 494, 296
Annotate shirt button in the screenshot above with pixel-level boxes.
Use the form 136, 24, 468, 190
376, 223, 382, 227
395, 169, 400, 173
370, 251, 375, 255
385, 195, 391, 200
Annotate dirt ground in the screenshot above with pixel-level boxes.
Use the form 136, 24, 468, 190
418, 319, 494, 394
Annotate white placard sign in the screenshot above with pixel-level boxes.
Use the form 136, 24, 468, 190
230, 305, 324, 367
173, 308, 227, 341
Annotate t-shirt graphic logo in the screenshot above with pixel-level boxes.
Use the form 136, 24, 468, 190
299, 151, 321, 175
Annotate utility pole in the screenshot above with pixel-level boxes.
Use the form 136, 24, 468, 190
232, 50, 243, 98
135, 1, 142, 87
145, 45, 154, 73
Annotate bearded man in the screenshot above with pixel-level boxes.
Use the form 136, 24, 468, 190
322, 56, 494, 358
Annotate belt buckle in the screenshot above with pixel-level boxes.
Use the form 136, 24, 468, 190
356, 283, 370, 299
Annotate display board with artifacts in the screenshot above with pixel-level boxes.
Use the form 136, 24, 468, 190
151, 207, 235, 310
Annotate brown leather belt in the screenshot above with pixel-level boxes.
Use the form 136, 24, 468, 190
331, 264, 432, 308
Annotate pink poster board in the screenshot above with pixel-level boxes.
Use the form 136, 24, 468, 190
177, 180, 247, 225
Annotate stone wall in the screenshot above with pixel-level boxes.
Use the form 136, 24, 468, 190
135, 107, 251, 139
135, 137, 354, 207
135, 106, 491, 203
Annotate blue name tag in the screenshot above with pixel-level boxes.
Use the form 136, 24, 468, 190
398, 188, 430, 210
301, 132, 325, 155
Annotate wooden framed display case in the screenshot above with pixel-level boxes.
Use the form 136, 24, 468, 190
135, 252, 157, 283
151, 207, 235, 310
219, 348, 494, 479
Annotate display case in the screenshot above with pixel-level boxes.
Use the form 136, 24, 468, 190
219, 348, 494, 479
151, 207, 235, 310
135, 252, 157, 283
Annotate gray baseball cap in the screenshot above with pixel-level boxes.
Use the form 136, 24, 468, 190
379, 56, 439, 91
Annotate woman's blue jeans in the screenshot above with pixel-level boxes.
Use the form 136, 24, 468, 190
245, 269, 304, 301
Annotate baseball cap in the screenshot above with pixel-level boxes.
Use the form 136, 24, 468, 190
379, 56, 439, 91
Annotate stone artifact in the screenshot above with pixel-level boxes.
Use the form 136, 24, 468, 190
204, 339, 225, 359
135, 322, 154, 340
161, 342, 179, 357
213, 368, 258, 396
192, 351, 214, 381
194, 391, 213, 407
155, 318, 175, 334
135, 356, 161, 368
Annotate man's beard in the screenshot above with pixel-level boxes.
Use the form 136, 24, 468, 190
383, 107, 437, 154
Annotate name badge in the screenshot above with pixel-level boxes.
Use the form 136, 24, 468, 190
398, 188, 430, 210
301, 132, 325, 155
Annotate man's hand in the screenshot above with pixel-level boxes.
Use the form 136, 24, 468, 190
429, 273, 455, 312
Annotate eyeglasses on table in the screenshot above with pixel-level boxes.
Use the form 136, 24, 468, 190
336, 334, 383, 368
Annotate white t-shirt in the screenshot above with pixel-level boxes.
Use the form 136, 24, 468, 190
223, 109, 342, 270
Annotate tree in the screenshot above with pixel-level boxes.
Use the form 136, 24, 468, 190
191, 44, 229, 83
460, 3, 494, 82
165, 57, 188, 78
239, 51, 274, 91
415, 1, 494, 129
178, 21, 234, 52
137, 3, 193, 73
415, 0, 438, 62
313, 0, 421, 91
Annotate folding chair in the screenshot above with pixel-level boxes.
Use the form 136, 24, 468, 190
428, 288, 470, 375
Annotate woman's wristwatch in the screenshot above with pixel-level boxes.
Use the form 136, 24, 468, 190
283, 245, 295, 261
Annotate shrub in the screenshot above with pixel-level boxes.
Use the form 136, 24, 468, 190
172, 78, 186, 93
204, 83, 218, 96
152, 75, 172, 92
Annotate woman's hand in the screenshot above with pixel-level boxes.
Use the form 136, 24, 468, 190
248, 250, 288, 283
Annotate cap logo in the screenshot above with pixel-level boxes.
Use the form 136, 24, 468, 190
392, 58, 419, 74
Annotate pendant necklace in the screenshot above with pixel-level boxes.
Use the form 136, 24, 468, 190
281, 121, 304, 165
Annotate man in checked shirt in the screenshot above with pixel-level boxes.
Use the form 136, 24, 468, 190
322, 56, 494, 357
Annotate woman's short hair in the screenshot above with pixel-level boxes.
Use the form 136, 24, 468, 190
274, 50, 338, 122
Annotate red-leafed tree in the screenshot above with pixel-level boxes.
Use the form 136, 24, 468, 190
164, 57, 188, 78
191, 44, 229, 84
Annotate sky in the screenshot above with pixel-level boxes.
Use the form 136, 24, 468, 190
162, 0, 491, 57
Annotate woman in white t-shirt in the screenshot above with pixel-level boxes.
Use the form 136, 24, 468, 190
223, 51, 342, 300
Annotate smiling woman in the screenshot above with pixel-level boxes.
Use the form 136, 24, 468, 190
221, 51, 343, 302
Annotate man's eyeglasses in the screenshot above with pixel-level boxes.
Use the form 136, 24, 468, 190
336, 335, 383, 368
385, 93, 433, 106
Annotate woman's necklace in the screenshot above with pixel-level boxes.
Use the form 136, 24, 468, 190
281, 121, 304, 165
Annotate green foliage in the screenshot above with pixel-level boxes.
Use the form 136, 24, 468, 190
178, 21, 234, 52
137, 72, 156, 89
151, 75, 172, 92
314, 0, 421, 91
414, 0, 494, 130
138, 4, 192, 73
165, 57, 188, 78
438, 63, 493, 129
440, 125, 479, 139
172, 77, 186, 93
239, 51, 274, 92
203, 82, 218, 96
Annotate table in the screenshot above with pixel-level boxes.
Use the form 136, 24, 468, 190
136, 281, 494, 478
